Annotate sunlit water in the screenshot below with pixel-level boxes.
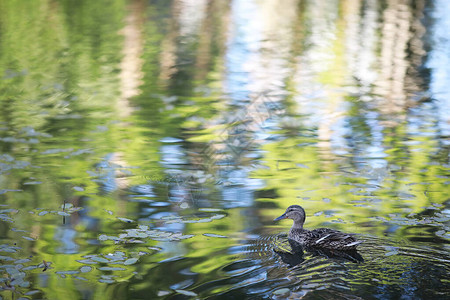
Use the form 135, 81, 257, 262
0, 0, 449, 299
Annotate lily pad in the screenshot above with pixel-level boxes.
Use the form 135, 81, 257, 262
77, 259, 98, 265
123, 258, 138, 265
0, 214, 13, 222
124, 229, 148, 238
56, 270, 79, 275
80, 266, 93, 273
57, 211, 71, 217
99, 234, 119, 242
74, 276, 88, 281
106, 252, 126, 262
89, 256, 109, 263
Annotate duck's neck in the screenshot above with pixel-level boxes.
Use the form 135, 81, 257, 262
291, 220, 304, 230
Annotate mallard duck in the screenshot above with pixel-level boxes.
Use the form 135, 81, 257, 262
274, 205, 362, 251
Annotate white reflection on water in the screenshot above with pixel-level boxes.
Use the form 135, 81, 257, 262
426, 0, 450, 138
177, 0, 208, 37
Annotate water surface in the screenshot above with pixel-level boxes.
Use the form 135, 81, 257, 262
0, 0, 449, 299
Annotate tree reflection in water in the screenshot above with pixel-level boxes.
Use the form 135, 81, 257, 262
0, 0, 449, 299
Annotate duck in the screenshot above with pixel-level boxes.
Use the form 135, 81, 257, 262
274, 205, 362, 251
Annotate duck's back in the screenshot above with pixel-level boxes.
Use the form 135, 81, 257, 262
289, 227, 361, 251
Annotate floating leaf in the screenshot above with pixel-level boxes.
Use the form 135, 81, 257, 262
74, 276, 88, 281
62, 203, 73, 210
0, 244, 20, 252
56, 270, 79, 275
99, 234, 110, 241
89, 256, 109, 263
123, 258, 138, 265
0, 255, 15, 261
73, 186, 84, 192
125, 229, 148, 238
57, 211, 71, 217
138, 225, 149, 231
177, 234, 195, 240
80, 266, 92, 273
0, 209, 18, 214
106, 252, 126, 262
125, 239, 145, 244
38, 211, 49, 216
76, 259, 97, 265
0, 214, 13, 222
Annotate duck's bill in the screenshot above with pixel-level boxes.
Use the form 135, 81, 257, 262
274, 214, 287, 221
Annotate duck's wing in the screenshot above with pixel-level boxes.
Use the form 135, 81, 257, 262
309, 228, 361, 250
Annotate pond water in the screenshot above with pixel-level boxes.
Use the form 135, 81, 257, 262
0, 0, 449, 299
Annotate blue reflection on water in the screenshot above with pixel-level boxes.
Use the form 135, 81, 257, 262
55, 227, 78, 254
426, 0, 450, 139
225, 0, 261, 101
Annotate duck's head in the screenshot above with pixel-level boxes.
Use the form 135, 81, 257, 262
274, 205, 306, 226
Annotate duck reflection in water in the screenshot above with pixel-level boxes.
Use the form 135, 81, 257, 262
274, 205, 363, 266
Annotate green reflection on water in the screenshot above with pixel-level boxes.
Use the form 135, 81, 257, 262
0, 0, 449, 299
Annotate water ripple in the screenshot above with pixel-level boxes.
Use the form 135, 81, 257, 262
188, 234, 450, 299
